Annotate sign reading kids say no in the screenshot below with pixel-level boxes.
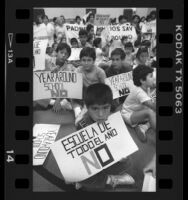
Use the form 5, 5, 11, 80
51, 112, 138, 182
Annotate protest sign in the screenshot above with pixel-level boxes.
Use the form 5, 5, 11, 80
68, 48, 82, 61
64, 23, 86, 41
33, 124, 60, 166
51, 111, 138, 182
105, 72, 135, 99
33, 71, 83, 100
141, 21, 156, 33
94, 14, 110, 26
105, 23, 137, 43
33, 39, 48, 71
142, 172, 156, 192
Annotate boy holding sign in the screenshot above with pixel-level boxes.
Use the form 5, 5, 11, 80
121, 65, 156, 142
76, 83, 135, 190
105, 48, 133, 111
45, 43, 76, 112
73, 47, 107, 121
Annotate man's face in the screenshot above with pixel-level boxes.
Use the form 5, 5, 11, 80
80, 56, 95, 72
111, 54, 122, 70
57, 49, 69, 63
79, 35, 88, 45
88, 104, 111, 123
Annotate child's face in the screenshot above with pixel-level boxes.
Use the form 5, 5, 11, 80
88, 104, 111, 123
71, 42, 78, 48
138, 52, 149, 64
81, 56, 95, 71
111, 54, 123, 70
79, 35, 88, 45
89, 28, 95, 36
43, 17, 48, 25
124, 47, 133, 54
56, 49, 69, 63
120, 18, 127, 24
142, 72, 155, 88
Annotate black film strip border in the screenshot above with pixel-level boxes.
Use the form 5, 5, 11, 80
4, 6, 183, 199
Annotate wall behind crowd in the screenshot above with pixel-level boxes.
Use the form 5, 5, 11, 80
43, 8, 155, 20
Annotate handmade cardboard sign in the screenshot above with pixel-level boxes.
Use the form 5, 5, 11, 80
51, 112, 138, 182
33, 39, 48, 71
105, 24, 137, 42
33, 124, 60, 166
68, 48, 82, 61
105, 72, 135, 99
33, 71, 83, 100
94, 14, 110, 26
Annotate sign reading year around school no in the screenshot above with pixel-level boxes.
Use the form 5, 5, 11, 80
33, 71, 83, 100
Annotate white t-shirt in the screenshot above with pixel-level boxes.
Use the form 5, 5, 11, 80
95, 48, 104, 66
122, 86, 151, 113
55, 25, 66, 37
33, 23, 48, 39
46, 23, 55, 46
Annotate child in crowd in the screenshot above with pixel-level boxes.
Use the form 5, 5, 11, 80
45, 47, 55, 70
93, 37, 106, 67
78, 29, 92, 48
73, 47, 107, 124
70, 38, 79, 48
123, 42, 135, 66
121, 65, 156, 142
51, 42, 58, 57
133, 47, 150, 68
45, 43, 76, 112
105, 48, 132, 77
86, 13, 95, 25
105, 48, 133, 112
75, 83, 135, 191
118, 15, 128, 25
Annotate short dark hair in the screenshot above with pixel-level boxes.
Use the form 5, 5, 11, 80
141, 40, 151, 48
86, 13, 95, 22
133, 65, 154, 86
118, 15, 127, 23
86, 24, 94, 32
136, 47, 149, 59
124, 42, 134, 49
84, 83, 113, 107
56, 43, 71, 57
53, 17, 57, 23
132, 15, 140, 21
93, 37, 102, 48
79, 29, 88, 37
111, 48, 126, 60
46, 47, 53, 54
80, 47, 96, 60
75, 16, 81, 21
70, 38, 78, 45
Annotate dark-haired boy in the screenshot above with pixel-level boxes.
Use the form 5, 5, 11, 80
45, 42, 76, 112
78, 29, 92, 48
121, 65, 156, 142
75, 83, 135, 191
105, 48, 133, 112
73, 47, 106, 122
